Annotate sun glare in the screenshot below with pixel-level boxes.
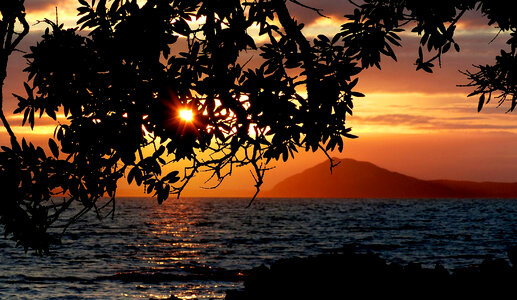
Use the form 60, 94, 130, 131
179, 109, 194, 122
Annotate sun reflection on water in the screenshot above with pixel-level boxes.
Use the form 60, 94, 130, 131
131, 199, 239, 299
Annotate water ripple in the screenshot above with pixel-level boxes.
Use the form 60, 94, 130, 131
1, 198, 517, 299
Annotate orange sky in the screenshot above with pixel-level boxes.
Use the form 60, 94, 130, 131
2, 1, 517, 198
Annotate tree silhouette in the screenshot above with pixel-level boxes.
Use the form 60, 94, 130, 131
346, 1, 517, 111
1, 0, 515, 253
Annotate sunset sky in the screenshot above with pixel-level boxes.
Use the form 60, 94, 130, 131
2, 0, 517, 197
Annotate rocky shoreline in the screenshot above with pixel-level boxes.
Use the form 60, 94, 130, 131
225, 248, 517, 299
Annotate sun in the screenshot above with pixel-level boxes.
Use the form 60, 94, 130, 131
179, 109, 194, 122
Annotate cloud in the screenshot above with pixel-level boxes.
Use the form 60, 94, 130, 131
416, 121, 517, 131
354, 114, 434, 126
7, 114, 65, 127
352, 112, 517, 132
458, 9, 494, 30
381, 102, 517, 116
24, 0, 62, 12
355, 32, 509, 95
1, 125, 57, 135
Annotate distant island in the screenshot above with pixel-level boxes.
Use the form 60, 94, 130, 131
263, 158, 517, 198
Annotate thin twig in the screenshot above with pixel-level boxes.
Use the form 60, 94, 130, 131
318, 144, 340, 174
288, 0, 328, 18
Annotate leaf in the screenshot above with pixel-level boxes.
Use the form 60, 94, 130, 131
134, 168, 143, 186
154, 145, 165, 158
317, 34, 330, 43
23, 82, 32, 99
477, 94, 485, 112
146, 182, 155, 194
282, 147, 288, 162
29, 109, 35, 129
173, 18, 190, 35
162, 170, 180, 183
422, 65, 433, 73
331, 34, 340, 45
48, 139, 59, 158
348, 78, 359, 89
109, 0, 120, 13
244, 34, 257, 50
22, 108, 29, 126
127, 166, 138, 185
77, 6, 90, 15
78, 14, 93, 27
442, 42, 451, 54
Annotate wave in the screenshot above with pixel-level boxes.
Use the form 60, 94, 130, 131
102, 269, 246, 283
10, 266, 246, 285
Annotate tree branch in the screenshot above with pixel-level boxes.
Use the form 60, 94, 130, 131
272, 0, 317, 107
0, 7, 29, 147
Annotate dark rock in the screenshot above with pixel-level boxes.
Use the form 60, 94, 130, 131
226, 251, 517, 300
508, 246, 517, 268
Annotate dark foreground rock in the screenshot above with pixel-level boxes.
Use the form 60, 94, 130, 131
226, 248, 517, 300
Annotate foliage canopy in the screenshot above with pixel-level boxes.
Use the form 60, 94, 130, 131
0, 0, 516, 253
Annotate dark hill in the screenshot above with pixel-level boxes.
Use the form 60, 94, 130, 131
264, 158, 517, 198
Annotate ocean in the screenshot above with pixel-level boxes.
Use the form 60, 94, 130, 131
1, 197, 517, 299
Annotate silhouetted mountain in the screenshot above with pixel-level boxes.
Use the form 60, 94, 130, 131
264, 158, 517, 198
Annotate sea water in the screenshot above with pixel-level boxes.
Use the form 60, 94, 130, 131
1, 197, 517, 299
